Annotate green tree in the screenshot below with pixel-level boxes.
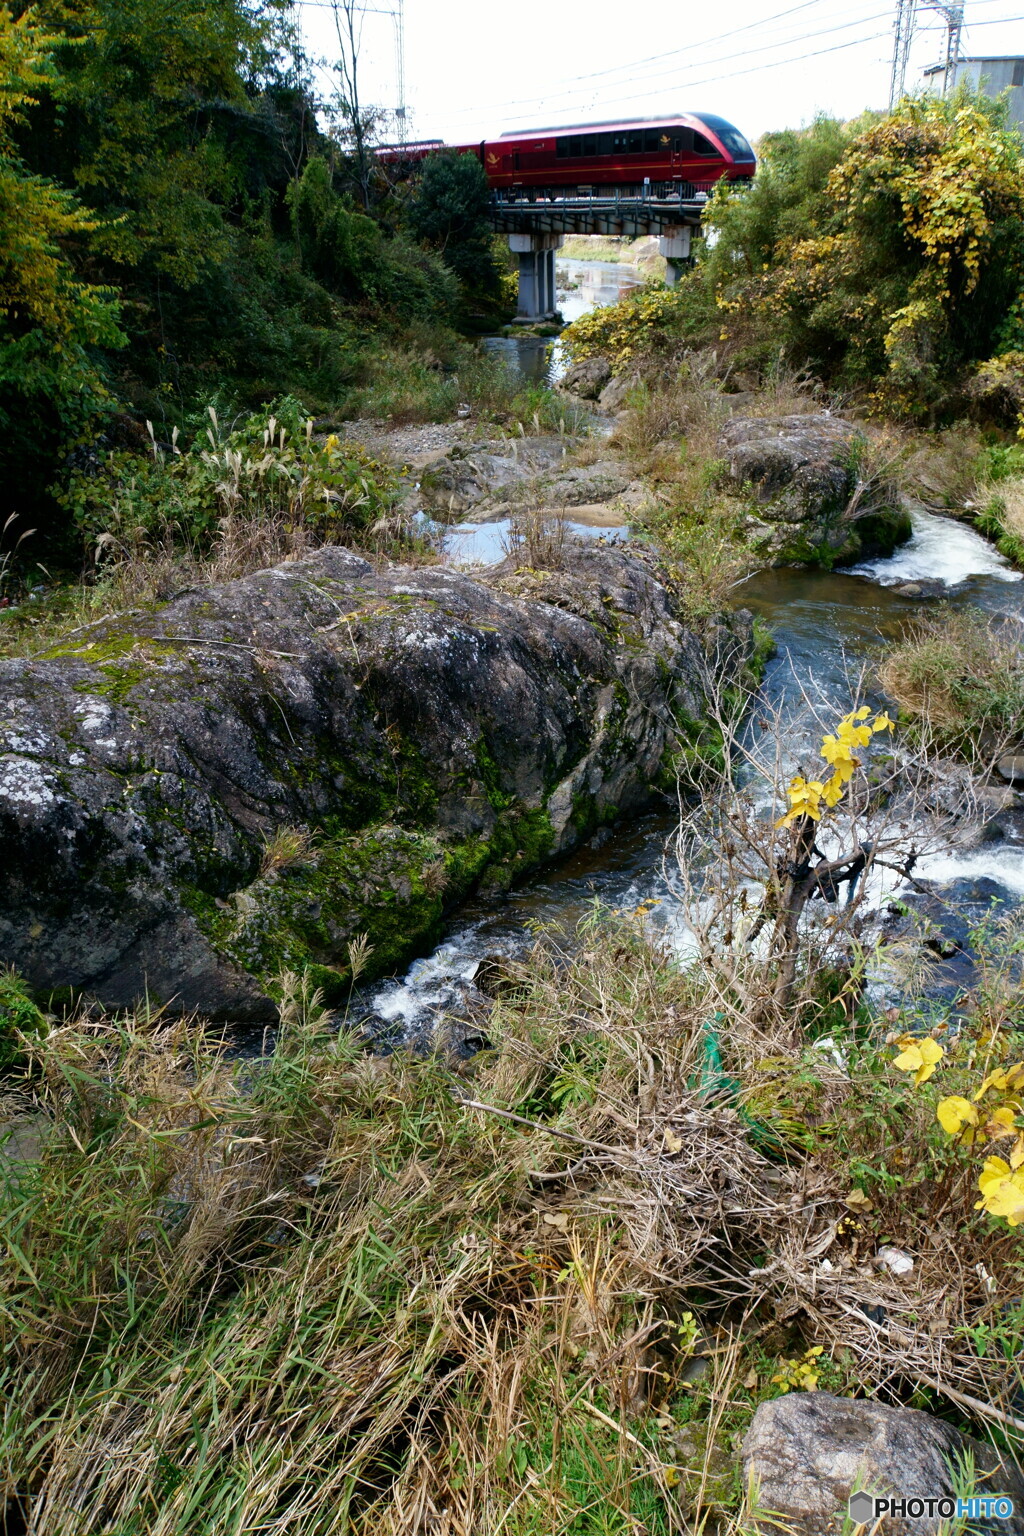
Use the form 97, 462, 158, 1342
28, 0, 286, 285
0, 3, 122, 542
406, 150, 501, 296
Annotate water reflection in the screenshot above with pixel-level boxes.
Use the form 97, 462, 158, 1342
480, 256, 645, 385
443, 517, 628, 566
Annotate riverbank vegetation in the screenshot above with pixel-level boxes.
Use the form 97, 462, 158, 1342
0, 0, 531, 574
564, 91, 1024, 430
4, 824, 1024, 1531
879, 607, 1024, 763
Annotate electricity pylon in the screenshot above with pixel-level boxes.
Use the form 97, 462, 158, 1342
394, 0, 406, 141
889, 0, 965, 107
889, 0, 917, 107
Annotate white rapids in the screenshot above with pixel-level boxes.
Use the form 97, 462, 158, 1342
851, 508, 1022, 587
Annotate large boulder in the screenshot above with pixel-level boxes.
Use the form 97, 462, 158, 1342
417, 437, 637, 520
0, 545, 747, 1018
417, 436, 567, 514
743, 1391, 1024, 1535
559, 356, 613, 400
720, 414, 911, 566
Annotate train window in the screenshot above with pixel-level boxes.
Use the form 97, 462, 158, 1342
580, 134, 597, 156
627, 130, 643, 152
1014, 61, 1024, 86
693, 132, 717, 156
556, 138, 570, 157
696, 114, 755, 161
597, 133, 612, 154
643, 128, 663, 152
611, 133, 627, 153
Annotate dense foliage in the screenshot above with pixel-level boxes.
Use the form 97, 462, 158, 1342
0, 0, 506, 553
564, 92, 1024, 423
405, 150, 503, 298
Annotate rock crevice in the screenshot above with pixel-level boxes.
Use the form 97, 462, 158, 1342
0, 545, 748, 1017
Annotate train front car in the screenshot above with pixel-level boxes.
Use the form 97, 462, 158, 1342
481, 115, 755, 198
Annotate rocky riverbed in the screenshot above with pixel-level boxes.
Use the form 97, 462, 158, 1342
0, 543, 753, 1019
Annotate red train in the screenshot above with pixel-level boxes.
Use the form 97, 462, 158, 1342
379, 114, 755, 196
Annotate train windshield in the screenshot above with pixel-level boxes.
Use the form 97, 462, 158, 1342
695, 114, 755, 162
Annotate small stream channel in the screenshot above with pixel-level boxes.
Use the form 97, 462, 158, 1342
362, 261, 1024, 1045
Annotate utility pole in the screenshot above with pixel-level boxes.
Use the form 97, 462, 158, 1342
889, 0, 965, 107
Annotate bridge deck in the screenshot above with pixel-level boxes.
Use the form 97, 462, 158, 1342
489, 183, 718, 236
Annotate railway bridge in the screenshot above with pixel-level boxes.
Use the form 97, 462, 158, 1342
490, 181, 718, 319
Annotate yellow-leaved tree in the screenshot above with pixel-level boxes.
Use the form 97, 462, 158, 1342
0, 3, 121, 509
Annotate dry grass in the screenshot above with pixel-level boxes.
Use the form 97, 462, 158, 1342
0, 503, 442, 663
878, 607, 1024, 762
502, 510, 570, 570
2, 885, 1024, 1534
991, 474, 1024, 546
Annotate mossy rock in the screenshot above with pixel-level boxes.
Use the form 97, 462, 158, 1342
0, 544, 752, 1017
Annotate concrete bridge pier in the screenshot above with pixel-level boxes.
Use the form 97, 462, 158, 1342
509, 232, 564, 319
658, 227, 692, 287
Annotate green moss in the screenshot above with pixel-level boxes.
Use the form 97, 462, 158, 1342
749, 616, 777, 679
771, 505, 912, 569
298, 963, 350, 1007
42, 631, 173, 666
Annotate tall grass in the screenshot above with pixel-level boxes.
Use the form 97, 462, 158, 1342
4, 900, 1024, 1533
878, 607, 1024, 761
0, 946, 729, 1534
346, 341, 589, 435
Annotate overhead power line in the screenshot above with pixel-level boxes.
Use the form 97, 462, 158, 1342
437, 6, 894, 122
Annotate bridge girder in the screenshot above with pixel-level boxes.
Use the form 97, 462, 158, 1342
490, 200, 706, 239
488, 187, 712, 239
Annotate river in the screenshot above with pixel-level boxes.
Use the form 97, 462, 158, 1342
480, 256, 646, 385
361, 260, 1024, 1046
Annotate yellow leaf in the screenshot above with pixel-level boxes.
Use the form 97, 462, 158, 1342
663, 1129, 683, 1154
982, 1105, 1018, 1141
893, 1037, 943, 1086
937, 1095, 979, 1136
975, 1157, 1024, 1225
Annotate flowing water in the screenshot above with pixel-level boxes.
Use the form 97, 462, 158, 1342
361, 267, 1024, 1043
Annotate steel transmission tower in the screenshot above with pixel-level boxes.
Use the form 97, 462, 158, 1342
889, 0, 917, 107
889, 0, 965, 107
394, 0, 406, 141
932, 0, 964, 81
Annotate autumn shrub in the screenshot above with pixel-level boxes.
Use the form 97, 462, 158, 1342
62, 400, 403, 560
712, 91, 1024, 417
878, 607, 1024, 758
561, 281, 714, 376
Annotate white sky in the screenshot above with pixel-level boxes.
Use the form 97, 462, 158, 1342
294, 0, 1024, 146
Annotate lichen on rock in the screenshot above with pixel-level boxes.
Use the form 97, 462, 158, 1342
0, 544, 751, 1018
